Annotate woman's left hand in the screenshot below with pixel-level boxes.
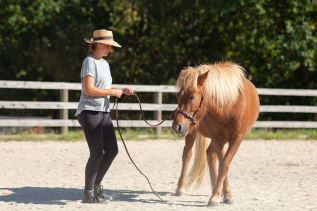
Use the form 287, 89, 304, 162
122, 88, 134, 95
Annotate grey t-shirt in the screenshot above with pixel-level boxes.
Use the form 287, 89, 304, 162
74, 55, 112, 116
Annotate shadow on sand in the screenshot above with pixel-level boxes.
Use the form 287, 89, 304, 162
0, 187, 170, 205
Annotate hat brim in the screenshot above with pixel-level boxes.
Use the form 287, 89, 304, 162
84, 38, 122, 48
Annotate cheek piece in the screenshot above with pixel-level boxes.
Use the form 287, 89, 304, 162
176, 94, 205, 124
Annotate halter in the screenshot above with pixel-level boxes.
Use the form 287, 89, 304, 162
176, 94, 205, 124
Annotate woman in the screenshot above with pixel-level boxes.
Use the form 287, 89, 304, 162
75, 29, 133, 204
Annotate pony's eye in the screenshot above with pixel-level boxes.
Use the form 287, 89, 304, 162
190, 96, 195, 100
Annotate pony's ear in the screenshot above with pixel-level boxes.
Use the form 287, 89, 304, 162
197, 70, 209, 87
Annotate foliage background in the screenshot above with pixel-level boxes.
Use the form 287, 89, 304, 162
0, 0, 317, 123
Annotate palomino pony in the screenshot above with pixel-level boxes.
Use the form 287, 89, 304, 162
172, 61, 260, 207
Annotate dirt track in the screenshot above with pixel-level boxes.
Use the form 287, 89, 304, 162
0, 139, 316, 211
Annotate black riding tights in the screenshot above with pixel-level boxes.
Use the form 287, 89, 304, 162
77, 110, 118, 191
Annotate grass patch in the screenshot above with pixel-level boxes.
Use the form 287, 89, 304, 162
115, 127, 180, 140
0, 128, 180, 142
0, 131, 86, 142
245, 129, 317, 140
1, 128, 317, 141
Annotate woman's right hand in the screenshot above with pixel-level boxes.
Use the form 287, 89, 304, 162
113, 89, 124, 98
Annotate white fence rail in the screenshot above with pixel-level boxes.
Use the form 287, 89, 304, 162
1, 80, 317, 132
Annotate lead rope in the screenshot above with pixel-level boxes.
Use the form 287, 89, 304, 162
134, 94, 179, 127
114, 93, 178, 203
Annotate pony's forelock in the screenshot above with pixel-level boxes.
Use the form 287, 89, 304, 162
176, 66, 200, 92
175, 61, 246, 107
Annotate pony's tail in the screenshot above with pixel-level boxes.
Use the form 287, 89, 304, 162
186, 133, 211, 190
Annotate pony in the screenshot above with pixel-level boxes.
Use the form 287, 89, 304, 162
172, 61, 260, 207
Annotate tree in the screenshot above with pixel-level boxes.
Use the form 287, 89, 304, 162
0, 0, 316, 121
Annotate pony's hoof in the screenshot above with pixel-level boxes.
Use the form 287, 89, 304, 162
207, 201, 219, 207
223, 197, 234, 205
175, 191, 185, 196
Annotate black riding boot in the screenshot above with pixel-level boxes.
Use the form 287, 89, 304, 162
83, 190, 110, 204
94, 185, 113, 200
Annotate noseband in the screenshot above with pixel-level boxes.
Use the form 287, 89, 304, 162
176, 94, 205, 124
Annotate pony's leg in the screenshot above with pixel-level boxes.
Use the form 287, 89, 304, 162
207, 144, 231, 199
206, 143, 217, 189
207, 139, 242, 207
211, 143, 233, 203
221, 153, 234, 204
175, 131, 197, 196
222, 174, 234, 204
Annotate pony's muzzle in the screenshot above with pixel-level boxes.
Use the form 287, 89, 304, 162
172, 122, 188, 137
174, 124, 182, 133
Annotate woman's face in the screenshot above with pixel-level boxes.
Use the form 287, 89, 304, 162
98, 43, 112, 57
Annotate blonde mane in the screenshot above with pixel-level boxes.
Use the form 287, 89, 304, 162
175, 61, 246, 107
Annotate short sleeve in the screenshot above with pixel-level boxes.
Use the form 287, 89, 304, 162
81, 57, 96, 78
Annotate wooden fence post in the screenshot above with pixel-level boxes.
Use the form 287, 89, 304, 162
154, 92, 162, 135
60, 89, 68, 134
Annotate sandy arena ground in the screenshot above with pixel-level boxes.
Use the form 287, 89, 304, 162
0, 139, 316, 211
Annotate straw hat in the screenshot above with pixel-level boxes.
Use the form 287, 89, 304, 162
84, 29, 121, 47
